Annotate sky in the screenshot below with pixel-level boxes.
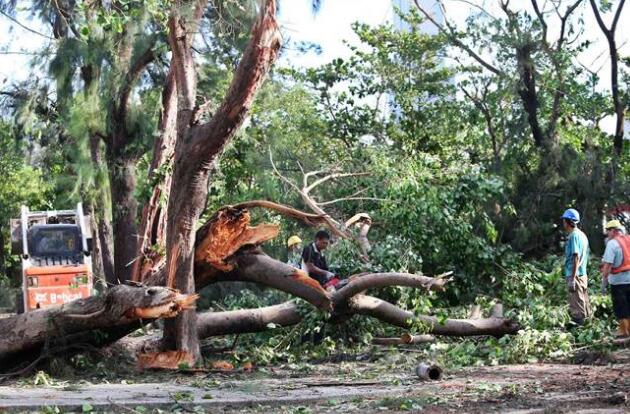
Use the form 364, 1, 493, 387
2, 1, 628, 79
0, 0, 629, 135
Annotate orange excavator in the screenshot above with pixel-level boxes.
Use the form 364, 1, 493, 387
10, 203, 93, 313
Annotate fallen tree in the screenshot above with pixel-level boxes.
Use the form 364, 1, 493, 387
0, 0, 523, 375
0, 285, 197, 370
0, 203, 520, 372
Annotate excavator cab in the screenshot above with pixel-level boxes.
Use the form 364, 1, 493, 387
10, 203, 93, 313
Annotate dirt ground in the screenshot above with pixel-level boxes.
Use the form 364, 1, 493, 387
1, 348, 629, 413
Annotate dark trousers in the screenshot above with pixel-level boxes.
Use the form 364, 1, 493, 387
611, 283, 630, 319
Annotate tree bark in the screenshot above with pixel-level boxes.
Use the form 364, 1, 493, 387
88, 134, 116, 285
196, 302, 302, 338
161, 0, 281, 363
132, 67, 177, 283
0, 224, 6, 278
589, 0, 626, 157
351, 295, 520, 337
0, 285, 196, 370
107, 155, 139, 283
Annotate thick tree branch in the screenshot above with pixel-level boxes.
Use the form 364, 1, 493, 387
197, 302, 302, 338
231, 200, 347, 237
332, 272, 452, 305
350, 295, 520, 337
192, 0, 282, 161
194, 293, 519, 340
117, 45, 156, 127
132, 66, 178, 282
167, 1, 205, 132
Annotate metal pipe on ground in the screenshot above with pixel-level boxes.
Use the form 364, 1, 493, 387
415, 362, 442, 381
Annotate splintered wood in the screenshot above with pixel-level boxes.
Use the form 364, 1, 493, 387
290, 269, 329, 295
195, 207, 279, 272
137, 350, 195, 370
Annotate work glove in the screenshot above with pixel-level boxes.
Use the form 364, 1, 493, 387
567, 277, 576, 293
601, 278, 609, 295
325, 271, 336, 281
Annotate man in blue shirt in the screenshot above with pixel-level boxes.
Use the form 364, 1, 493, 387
561, 208, 592, 325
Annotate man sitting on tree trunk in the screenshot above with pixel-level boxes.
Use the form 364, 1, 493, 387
302, 230, 341, 292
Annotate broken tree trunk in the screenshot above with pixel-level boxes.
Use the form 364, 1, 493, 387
0, 285, 197, 371
0, 201, 521, 370
161, 0, 281, 363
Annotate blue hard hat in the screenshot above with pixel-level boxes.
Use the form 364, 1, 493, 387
561, 208, 580, 223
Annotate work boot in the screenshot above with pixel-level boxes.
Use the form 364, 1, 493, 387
616, 319, 630, 338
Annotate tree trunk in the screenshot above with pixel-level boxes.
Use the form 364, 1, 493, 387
161, 166, 208, 361
87, 203, 106, 290
88, 135, 116, 285
97, 211, 116, 286
516, 45, 545, 148
161, 0, 281, 364
108, 155, 139, 283
132, 67, 177, 283
0, 224, 6, 278
0, 284, 196, 370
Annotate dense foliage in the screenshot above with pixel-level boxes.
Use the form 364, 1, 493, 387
0, 0, 629, 366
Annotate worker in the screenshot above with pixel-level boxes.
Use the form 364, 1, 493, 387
302, 230, 339, 291
561, 208, 592, 326
600, 219, 630, 337
286, 235, 303, 268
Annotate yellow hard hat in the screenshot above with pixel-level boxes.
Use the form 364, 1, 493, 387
287, 235, 302, 247
605, 219, 624, 230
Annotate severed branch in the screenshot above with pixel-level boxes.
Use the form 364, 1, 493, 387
332, 272, 452, 306
269, 150, 377, 258
231, 200, 347, 238
351, 295, 520, 337
373, 334, 435, 346
192, 292, 520, 340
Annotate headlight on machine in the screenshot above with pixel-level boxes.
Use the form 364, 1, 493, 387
73, 275, 88, 285
27, 276, 38, 287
